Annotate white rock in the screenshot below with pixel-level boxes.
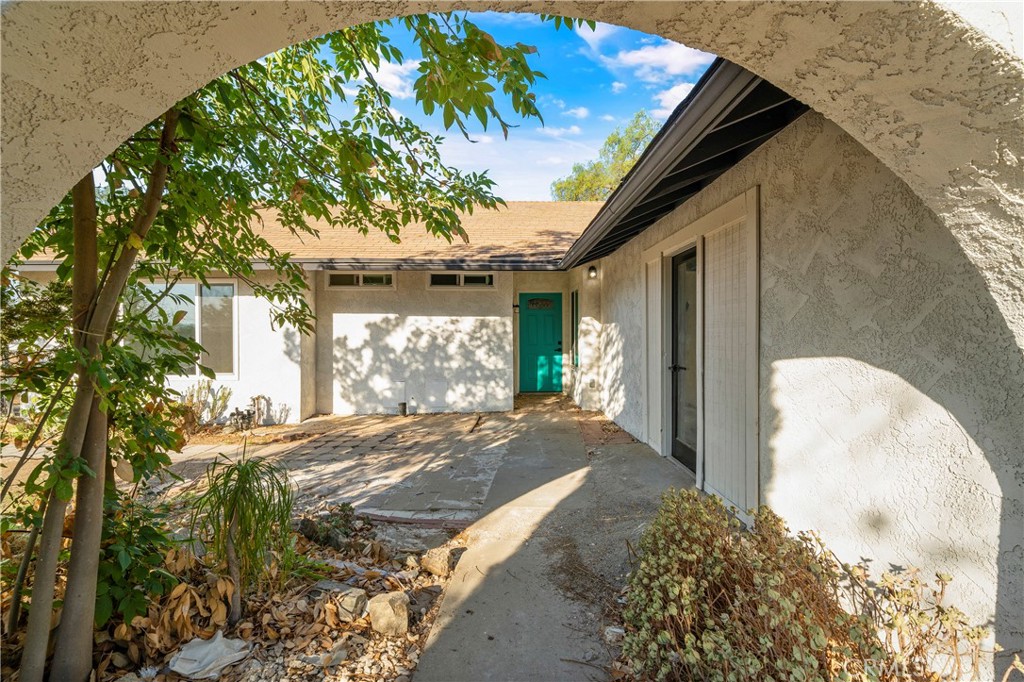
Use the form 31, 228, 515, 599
367, 591, 411, 636
603, 625, 625, 644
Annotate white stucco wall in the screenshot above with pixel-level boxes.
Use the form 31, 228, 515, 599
592, 111, 1023, 659
565, 265, 603, 411
315, 270, 513, 415
167, 271, 306, 425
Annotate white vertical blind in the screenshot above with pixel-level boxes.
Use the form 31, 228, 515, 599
703, 219, 756, 511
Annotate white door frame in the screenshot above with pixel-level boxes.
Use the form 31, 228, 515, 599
641, 187, 760, 498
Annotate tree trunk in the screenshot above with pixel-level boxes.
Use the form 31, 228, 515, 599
6, 523, 39, 635
49, 394, 107, 681
19, 171, 98, 682
225, 510, 242, 625
18, 111, 178, 682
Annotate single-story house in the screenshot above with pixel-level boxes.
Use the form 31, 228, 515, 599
20, 57, 1021, 658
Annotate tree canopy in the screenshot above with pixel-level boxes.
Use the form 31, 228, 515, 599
550, 110, 659, 201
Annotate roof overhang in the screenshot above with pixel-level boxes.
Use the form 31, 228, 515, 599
560, 59, 808, 268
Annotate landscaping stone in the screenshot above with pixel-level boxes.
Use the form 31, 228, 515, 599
604, 626, 625, 645
368, 591, 411, 636
311, 581, 367, 622
420, 546, 455, 577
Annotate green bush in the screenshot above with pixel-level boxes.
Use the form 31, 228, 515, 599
621, 489, 997, 682
95, 496, 179, 627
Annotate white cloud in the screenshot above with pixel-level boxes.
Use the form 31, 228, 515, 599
600, 114, 616, 122
366, 60, 421, 99
603, 42, 714, 83
436, 134, 600, 200
611, 81, 627, 94
652, 82, 696, 118
537, 125, 583, 138
577, 22, 620, 51
564, 106, 590, 119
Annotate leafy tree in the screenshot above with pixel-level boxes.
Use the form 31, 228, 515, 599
3, 13, 592, 682
550, 110, 659, 200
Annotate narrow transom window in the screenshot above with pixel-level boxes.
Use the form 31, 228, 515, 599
429, 273, 494, 287
328, 273, 394, 288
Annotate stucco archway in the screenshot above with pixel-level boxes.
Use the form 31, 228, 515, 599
2, 4, 1022, 326
1, 0, 1022, 668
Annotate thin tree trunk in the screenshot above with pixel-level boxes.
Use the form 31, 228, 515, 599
225, 510, 242, 626
6, 521, 40, 635
19, 110, 178, 682
49, 394, 107, 681
19, 171, 99, 682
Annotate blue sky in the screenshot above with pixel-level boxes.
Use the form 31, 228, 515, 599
356, 12, 715, 200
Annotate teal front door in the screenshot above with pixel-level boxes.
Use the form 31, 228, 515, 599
519, 293, 563, 392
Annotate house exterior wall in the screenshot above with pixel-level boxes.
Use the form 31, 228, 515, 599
165, 271, 306, 425
590, 111, 1022, 653
314, 270, 514, 415
18, 269, 309, 425
565, 266, 602, 411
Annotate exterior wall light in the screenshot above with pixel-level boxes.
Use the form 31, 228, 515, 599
587, 265, 598, 279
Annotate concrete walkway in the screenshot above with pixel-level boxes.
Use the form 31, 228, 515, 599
414, 400, 693, 682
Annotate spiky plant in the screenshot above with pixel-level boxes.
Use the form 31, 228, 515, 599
191, 448, 293, 624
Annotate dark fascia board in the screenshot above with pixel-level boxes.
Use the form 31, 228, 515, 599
287, 258, 563, 272
16, 258, 564, 272
559, 59, 761, 270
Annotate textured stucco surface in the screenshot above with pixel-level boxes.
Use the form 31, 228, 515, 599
315, 270, 514, 414
590, 111, 1024, 663
566, 264, 602, 411
2, 2, 1022, 359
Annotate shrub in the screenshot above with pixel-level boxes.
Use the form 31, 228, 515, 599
95, 496, 179, 628
179, 380, 232, 433
189, 451, 293, 624
620, 489, 996, 682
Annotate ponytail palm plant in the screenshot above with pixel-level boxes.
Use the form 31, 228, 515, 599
191, 450, 293, 624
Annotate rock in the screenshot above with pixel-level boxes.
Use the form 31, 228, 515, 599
311, 581, 367, 622
368, 591, 410, 636
325, 527, 349, 551
170, 527, 207, 558
296, 517, 320, 541
603, 625, 625, 645
420, 546, 455, 577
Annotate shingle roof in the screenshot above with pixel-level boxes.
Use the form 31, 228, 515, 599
257, 201, 602, 270
23, 201, 603, 271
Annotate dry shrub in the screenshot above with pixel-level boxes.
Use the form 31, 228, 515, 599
621, 489, 998, 682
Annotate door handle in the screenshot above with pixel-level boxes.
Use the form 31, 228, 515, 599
669, 364, 688, 372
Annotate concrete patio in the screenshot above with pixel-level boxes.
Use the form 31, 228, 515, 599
152, 396, 693, 680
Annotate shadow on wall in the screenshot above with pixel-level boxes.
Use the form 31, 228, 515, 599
758, 135, 1024, 664
329, 314, 513, 414
599, 322, 625, 422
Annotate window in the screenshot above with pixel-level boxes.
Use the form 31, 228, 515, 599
570, 289, 580, 367
328, 272, 394, 288
148, 281, 236, 375
430, 273, 494, 287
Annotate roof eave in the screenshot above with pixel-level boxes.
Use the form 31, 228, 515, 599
559, 59, 761, 270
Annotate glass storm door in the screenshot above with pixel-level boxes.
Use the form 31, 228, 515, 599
519, 293, 563, 392
671, 249, 699, 471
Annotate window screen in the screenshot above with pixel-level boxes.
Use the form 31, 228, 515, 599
200, 284, 234, 374
462, 274, 494, 286
329, 273, 359, 287
361, 273, 393, 286
430, 273, 459, 286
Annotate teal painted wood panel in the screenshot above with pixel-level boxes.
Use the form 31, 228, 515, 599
519, 293, 563, 392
